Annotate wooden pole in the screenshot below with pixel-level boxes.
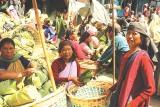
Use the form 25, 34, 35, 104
32, 0, 57, 91
112, 0, 116, 84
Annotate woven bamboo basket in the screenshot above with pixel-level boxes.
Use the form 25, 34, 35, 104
19, 86, 67, 107
87, 80, 112, 92
78, 60, 97, 70
67, 81, 112, 107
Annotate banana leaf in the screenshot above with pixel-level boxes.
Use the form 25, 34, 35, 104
4, 85, 41, 106
0, 80, 17, 95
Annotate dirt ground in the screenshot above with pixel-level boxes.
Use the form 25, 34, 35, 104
150, 95, 160, 107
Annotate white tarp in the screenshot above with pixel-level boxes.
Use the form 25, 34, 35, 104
68, 0, 86, 21
90, 0, 110, 25
68, 0, 110, 25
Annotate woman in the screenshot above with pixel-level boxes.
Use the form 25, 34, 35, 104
64, 29, 86, 60
79, 31, 94, 59
0, 38, 34, 81
97, 23, 129, 78
43, 18, 57, 42
51, 40, 82, 87
107, 22, 156, 107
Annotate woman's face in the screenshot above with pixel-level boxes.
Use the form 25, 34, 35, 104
106, 27, 113, 40
126, 30, 141, 49
85, 35, 92, 43
0, 43, 15, 59
60, 45, 73, 61
107, 31, 113, 40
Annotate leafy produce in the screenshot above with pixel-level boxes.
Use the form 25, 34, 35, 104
79, 70, 93, 84
39, 80, 53, 97
0, 80, 17, 95
4, 85, 41, 106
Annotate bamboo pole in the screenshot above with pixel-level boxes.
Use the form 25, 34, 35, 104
32, 0, 57, 91
111, 0, 116, 84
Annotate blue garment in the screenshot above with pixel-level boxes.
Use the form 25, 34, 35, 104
43, 25, 56, 40
98, 33, 129, 64
98, 33, 129, 77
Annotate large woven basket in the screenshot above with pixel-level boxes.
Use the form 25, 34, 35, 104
19, 87, 67, 107
67, 81, 112, 107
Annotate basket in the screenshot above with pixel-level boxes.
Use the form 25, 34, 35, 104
67, 81, 111, 107
87, 80, 112, 92
20, 87, 67, 107
78, 60, 97, 70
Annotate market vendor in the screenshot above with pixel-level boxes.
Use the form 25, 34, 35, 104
51, 40, 82, 87
0, 38, 34, 80
43, 18, 57, 43
97, 23, 129, 78
79, 31, 94, 59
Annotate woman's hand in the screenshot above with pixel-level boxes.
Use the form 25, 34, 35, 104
105, 89, 112, 99
126, 102, 131, 107
68, 77, 83, 86
22, 68, 35, 77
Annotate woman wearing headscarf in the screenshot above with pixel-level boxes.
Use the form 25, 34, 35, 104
106, 22, 156, 107
0, 38, 34, 81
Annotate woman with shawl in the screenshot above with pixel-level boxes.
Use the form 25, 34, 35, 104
0, 38, 34, 81
107, 22, 156, 107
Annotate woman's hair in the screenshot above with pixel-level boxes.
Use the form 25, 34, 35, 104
58, 40, 76, 61
79, 31, 90, 43
65, 29, 74, 40
0, 38, 15, 49
106, 23, 121, 35
140, 33, 149, 50
44, 18, 50, 26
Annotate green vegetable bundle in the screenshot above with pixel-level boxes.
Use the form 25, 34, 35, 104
79, 70, 93, 84
4, 85, 41, 106
0, 80, 17, 95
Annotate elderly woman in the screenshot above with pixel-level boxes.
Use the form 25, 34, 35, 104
107, 22, 156, 107
0, 38, 34, 80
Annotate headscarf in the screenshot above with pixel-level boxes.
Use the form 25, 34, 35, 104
128, 22, 158, 61
0, 53, 22, 63
128, 22, 148, 37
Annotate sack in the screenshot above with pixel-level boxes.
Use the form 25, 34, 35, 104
109, 91, 119, 107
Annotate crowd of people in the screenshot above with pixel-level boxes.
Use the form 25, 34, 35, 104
0, 0, 160, 107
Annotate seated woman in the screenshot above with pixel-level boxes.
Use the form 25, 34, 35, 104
79, 31, 94, 59
43, 18, 57, 43
0, 38, 34, 81
97, 23, 129, 78
64, 29, 87, 60
51, 40, 82, 87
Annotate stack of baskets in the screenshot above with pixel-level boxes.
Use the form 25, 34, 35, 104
67, 81, 112, 107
